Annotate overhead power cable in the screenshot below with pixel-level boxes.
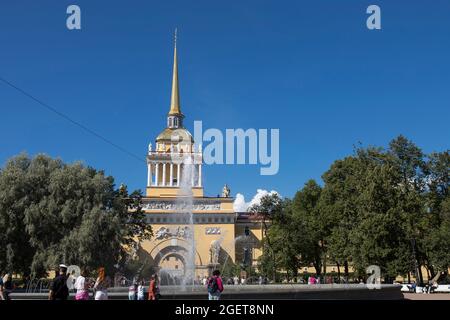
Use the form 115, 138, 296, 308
0, 76, 145, 163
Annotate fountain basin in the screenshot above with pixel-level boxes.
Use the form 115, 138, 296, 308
11, 284, 403, 300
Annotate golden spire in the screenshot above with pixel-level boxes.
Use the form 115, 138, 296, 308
169, 28, 182, 116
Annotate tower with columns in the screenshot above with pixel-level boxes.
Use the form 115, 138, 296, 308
146, 31, 203, 198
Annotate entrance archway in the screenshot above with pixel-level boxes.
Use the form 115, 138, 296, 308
156, 246, 187, 285
142, 237, 204, 285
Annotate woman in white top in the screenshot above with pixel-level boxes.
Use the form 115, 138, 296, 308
94, 267, 111, 300
137, 280, 146, 300
74, 268, 90, 300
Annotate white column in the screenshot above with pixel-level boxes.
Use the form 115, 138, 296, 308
155, 162, 159, 186
198, 164, 202, 187
177, 163, 181, 186
162, 163, 166, 186
191, 163, 194, 186
147, 163, 152, 187
169, 163, 173, 186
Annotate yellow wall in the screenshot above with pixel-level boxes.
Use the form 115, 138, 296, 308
140, 219, 236, 278
146, 186, 204, 197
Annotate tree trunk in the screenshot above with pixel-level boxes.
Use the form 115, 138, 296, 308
293, 267, 298, 283
344, 260, 349, 283
428, 264, 435, 280
411, 238, 424, 286
417, 264, 424, 286
271, 248, 276, 283
337, 262, 341, 283
313, 260, 322, 277
262, 217, 277, 283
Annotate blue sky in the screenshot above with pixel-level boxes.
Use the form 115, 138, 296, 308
0, 0, 449, 201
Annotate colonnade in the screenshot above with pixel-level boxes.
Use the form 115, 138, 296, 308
147, 162, 202, 187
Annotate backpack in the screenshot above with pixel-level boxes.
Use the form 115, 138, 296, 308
207, 277, 219, 294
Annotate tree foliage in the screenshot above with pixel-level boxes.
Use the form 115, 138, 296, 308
0, 153, 152, 277
258, 136, 449, 283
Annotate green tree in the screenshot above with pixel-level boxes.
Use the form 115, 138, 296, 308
321, 156, 365, 281
248, 192, 283, 282
320, 139, 424, 282
292, 180, 324, 276
0, 153, 152, 278
0, 155, 36, 276
262, 200, 306, 282
385, 136, 429, 284
423, 150, 450, 275
253, 137, 448, 283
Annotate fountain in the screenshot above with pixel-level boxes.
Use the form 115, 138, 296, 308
175, 156, 196, 290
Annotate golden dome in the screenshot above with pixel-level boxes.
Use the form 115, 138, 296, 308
156, 127, 194, 143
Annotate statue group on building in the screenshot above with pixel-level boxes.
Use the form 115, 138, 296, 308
155, 226, 192, 240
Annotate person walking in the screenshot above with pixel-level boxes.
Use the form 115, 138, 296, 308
427, 280, 438, 294
148, 274, 159, 300
49, 265, 69, 300
74, 268, 90, 300
2, 273, 13, 300
137, 280, 146, 300
0, 273, 4, 300
207, 270, 224, 300
93, 267, 111, 300
407, 280, 416, 293
128, 280, 138, 300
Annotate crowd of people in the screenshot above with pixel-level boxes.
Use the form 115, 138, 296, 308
49, 264, 114, 300
127, 274, 160, 300
127, 270, 225, 300
405, 280, 440, 294
51, 264, 163, 301
3, 265, 446, 301
0, 269, 332, 301
200, 274, 246, 286
1, 265, 226, 300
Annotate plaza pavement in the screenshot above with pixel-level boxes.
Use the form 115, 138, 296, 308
403, 293, 450, 300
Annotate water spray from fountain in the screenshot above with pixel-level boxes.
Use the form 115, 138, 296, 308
177, 156, 197, 290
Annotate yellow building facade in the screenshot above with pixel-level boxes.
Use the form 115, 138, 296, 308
137, 36, 263, 283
